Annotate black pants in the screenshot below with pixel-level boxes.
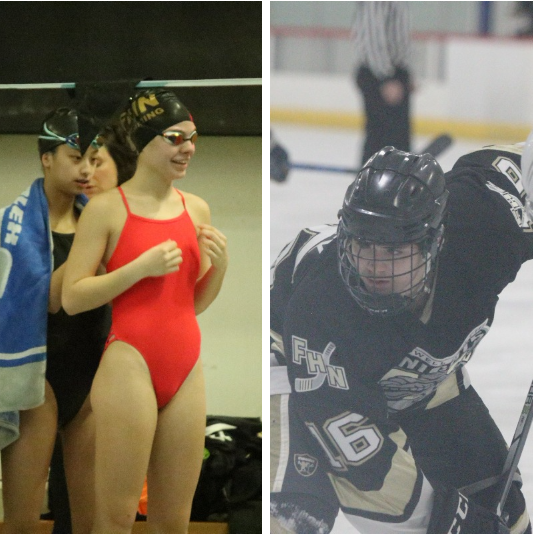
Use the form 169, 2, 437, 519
271, 388, 531, 532
355, 66, 411, 166
396, 387, 531, 532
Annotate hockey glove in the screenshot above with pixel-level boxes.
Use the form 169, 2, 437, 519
427, 484, 510, 534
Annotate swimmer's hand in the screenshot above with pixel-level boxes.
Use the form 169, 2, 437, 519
137, 239, 183, 277
198, 224, 228, 272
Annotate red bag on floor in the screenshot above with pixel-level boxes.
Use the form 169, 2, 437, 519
138, 479, 148, 516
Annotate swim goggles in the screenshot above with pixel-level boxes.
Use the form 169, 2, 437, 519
39, 123, 105, 151
160, 130, 198, 146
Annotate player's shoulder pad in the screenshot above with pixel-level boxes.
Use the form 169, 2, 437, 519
447, 144, 533, 232
271, 224, 337, 287
450, 144, 523, 190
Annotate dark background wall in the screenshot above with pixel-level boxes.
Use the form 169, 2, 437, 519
0, 1, 262, 134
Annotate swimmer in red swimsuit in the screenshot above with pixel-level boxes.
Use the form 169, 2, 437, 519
63, 90, 229, 534
106, 186, 201, 408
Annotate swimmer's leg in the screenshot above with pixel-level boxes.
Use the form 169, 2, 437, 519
62, 394, 95, 534
90, 341, 158, 534
147, 359, 206, 534
2, 381, 57, 534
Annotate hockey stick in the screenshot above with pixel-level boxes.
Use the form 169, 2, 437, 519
459, 378, 533, 520
495, 378, 533, 518
290, 134, 453, 175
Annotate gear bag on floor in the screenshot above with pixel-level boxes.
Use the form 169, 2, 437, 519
191, 415, 262, 532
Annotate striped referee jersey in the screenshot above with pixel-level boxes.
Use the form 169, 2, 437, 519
351, 1, 412, 79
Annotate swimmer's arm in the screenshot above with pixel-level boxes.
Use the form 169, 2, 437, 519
195, 255, 228, 315
189, 196, 228, 315
62, 197, 137, 314
62, 196, 181, 315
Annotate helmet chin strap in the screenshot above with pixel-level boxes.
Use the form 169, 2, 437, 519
417, 260, 440, 324
408, 230, 444, 320
420, 225, 445, 287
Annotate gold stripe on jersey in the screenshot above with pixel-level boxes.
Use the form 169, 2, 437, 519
270, 516, 296, 534
510, 509, 531, 534
271, 394, 291, 492
327, 429, 419, 517
388, 427, 408, 449
426, 373, 460, 410
380, 367, 417, 381
270, 329, 285, 358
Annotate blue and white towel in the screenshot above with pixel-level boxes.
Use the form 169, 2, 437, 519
0, 178, 52, 412
0, 410, 19, 449
0, 178, 87, 446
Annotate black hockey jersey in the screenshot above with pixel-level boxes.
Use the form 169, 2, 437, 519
270, 145, 533, 529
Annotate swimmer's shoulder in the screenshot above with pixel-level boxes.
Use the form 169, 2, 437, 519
179, 190, 210, 222
82, 188, 126, 223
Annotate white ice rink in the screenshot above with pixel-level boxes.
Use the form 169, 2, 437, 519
271, 123, 533, 533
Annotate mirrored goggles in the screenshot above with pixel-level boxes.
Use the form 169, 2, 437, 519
160, 130, 198, 146
39, 123, 105, 151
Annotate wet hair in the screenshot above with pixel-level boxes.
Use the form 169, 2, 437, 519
99, 121, 137, 185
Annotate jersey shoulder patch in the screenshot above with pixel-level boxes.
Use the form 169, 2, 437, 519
452, 145, 523, 195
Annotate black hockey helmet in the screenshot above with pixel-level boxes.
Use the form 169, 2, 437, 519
337, 146, 449, 316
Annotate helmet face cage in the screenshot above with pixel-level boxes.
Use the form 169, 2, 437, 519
337, 216, 444, 317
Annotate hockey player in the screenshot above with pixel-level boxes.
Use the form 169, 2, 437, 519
270, 145, 533, 534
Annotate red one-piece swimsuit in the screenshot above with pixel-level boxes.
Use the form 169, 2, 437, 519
105, 187, 201, 408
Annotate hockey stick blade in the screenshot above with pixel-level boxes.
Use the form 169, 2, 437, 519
420, 133, 453, 159
290, 161, 359, 175
290, 134, 453, 175
496, 378, 533, 518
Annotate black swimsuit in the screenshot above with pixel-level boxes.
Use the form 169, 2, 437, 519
46, 231, 111, 427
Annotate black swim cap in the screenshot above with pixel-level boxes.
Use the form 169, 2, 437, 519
126, 89, 193, 153
38, 108, 79, 156
38, 107, 103, 156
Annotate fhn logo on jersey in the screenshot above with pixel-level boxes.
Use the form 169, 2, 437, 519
292, 336, 348, 392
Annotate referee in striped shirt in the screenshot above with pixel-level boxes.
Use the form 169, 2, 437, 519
352, 1, 412, 166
